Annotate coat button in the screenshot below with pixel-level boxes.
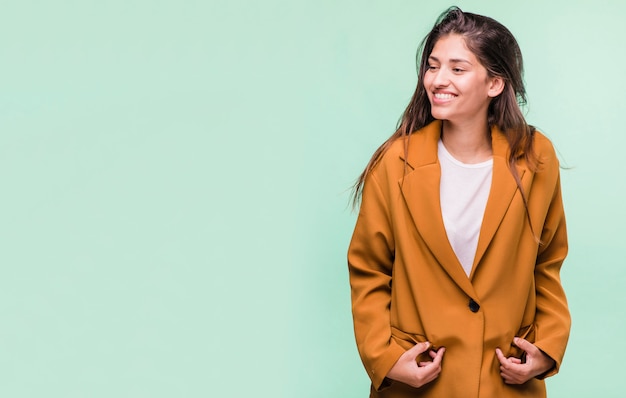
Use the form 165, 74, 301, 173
469, 299, 480, 313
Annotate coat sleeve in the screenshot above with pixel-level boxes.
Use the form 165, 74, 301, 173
347, 171, 406, 390
532, 152, 571, 378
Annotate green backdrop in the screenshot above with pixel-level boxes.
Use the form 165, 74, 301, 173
1, 0, 624, 397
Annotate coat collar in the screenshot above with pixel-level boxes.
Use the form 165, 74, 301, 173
399, 120, 526, 297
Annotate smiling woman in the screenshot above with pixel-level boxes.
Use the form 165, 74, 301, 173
348, 7, 570, 398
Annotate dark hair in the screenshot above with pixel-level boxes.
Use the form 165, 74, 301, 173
352, 6, 538, 210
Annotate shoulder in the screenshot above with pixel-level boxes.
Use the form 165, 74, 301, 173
369, 136, 408, 183
533, 130, 556, 156
527, 130, 564, 194
365, 121, 441, 187
381, 136, 410, 161
532, 130, 560, 169
376, 121, 441, 173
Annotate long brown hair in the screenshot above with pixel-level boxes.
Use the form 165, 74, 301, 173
352, 7, 538, 211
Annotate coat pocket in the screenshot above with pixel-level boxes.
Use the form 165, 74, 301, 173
508, 323, 536, 361
390, 326, 432, 363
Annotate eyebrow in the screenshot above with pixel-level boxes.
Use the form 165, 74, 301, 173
428, 55, 473, 65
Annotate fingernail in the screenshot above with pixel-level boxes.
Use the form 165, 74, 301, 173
513, 337, 519, 343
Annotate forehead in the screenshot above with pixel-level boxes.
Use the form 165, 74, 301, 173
429, 34, 477, 62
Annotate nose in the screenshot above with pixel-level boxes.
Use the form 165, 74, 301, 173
432, 68, 451, 87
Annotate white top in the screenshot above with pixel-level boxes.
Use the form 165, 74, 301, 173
438, 139, 493, 276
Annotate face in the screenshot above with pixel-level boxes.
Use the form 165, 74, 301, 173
423, 34, 503, 126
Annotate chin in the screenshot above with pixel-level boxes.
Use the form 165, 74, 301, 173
430, 108, 452, 121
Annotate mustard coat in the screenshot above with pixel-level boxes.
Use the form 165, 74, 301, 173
348, 120, 570, 398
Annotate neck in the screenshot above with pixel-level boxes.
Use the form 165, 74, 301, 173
440, 120, 492, 164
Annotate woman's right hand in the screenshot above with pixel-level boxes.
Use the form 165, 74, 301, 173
386, 342, 445, 388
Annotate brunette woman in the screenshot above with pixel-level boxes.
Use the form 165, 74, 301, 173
348, 7, 570, 398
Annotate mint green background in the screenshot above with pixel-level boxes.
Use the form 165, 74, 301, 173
0, 1, 623, 397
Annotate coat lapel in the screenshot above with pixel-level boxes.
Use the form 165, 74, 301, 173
399, 121, 477, 298
470, 128, 526, 278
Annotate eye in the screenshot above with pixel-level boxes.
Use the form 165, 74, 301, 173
427, 64, 439, 71
452, 68, 464, 73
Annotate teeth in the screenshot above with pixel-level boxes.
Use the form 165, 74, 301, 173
434, 93, 455, 99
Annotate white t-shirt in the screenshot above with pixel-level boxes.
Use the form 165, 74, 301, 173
438, 140, 493, 277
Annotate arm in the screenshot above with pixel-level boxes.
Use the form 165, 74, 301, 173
348, 172, 404, 389
348, 171, 445, 389
532, 170, 571, 377
497, 153, 571, 383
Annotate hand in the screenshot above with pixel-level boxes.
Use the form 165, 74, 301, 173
495, 337, 555, 384
386, 342, 445, 388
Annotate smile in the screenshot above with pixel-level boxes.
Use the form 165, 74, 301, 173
434, 93, 456, 99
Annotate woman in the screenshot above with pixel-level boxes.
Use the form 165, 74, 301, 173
347, 7, 570, 398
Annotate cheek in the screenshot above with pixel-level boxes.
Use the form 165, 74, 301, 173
422, 74, 432, 88
422, 78, 434, 100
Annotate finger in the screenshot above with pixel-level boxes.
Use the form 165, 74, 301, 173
430, 347, 445, 366
513, 337, 538, 355
499, 357, 523, 372
499, 357, 531, 385
405, 341, 431, 359
496, 351, 523, 374
499, 366, 522, 384
420, 348, 445, 371
500, 371, 523, 385
500, 363, 521, 374
419, 353, 445, 383
418, 347, 444, 368
501, 374, 519, 384
495, 352, 521, 366
500, 371, 512, 384
495, 348, 507, 365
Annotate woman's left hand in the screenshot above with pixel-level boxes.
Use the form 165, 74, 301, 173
495, 337, 555, 384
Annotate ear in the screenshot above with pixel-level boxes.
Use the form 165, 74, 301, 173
487, 76, 505, 98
